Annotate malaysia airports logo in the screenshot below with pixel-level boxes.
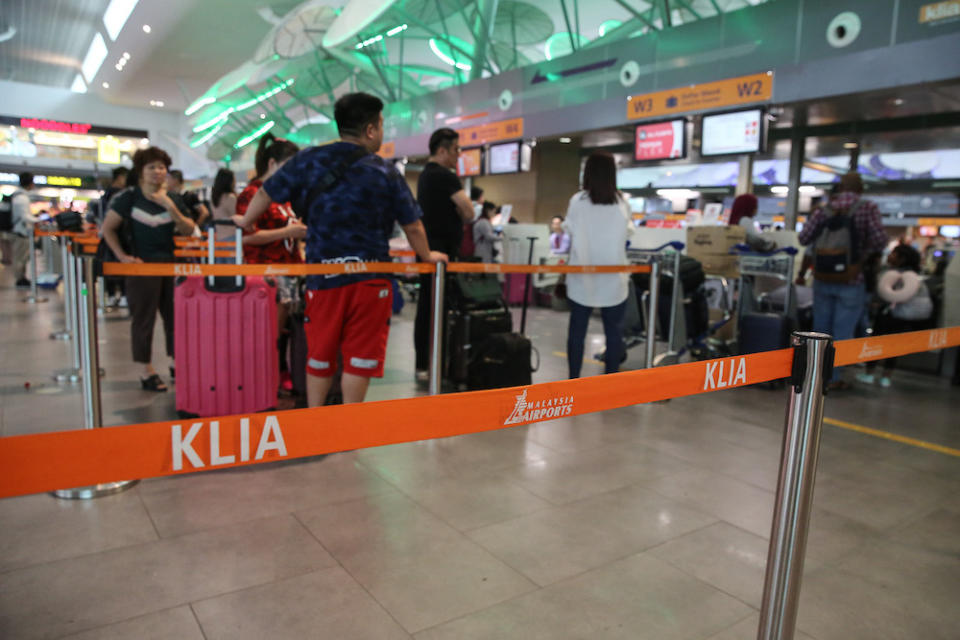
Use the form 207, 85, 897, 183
858, 342, 883, 360
504, 389, 574, 426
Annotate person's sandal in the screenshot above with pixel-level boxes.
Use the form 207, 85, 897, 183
141, 374, 168, 392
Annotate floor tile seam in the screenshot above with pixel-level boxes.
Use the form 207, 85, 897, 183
641, 548, 763, 614
704, 467, 779, 494
378, 466, 558, 534
472, 522, 727, 592
822, 456, 960, 490
184, 565, 349, 623
404, 580, 542, 636
879, 502, 954, 537
642, 484, 767, 531
811, 499, 934, 534
134, 486, 164, 542
44, 605, 207, 640
188, 603, 211, 640
457, 500, 557, 535
288, 510, 418, 638
0, 510, 322, 578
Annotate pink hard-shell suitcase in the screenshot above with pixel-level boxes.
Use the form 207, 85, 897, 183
175, 222, 278, 417
503, 273, 531, 305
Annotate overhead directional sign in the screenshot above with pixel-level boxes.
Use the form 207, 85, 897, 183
458, 118, 524, 145
532, 58, 618, 85
627, 72, 774, 121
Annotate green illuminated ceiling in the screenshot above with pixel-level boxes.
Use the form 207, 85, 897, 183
187, 0, 775, 162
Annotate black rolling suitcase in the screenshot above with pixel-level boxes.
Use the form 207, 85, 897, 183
445, 270, 529, 389
288, 307, 343, 406
468, 332, 534, 390
447, 306, 513, 384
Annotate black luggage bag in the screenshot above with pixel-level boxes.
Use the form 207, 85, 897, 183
632, 254, 706, 297
446, 306, 512, 384
467, 332, 534, 390
738, 311, 791, 355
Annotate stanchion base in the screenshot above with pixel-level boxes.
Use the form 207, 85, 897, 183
23, 295, 49, 303
51, 480, 138, 500
50, 330, 72, 341
53, 368, 81, 383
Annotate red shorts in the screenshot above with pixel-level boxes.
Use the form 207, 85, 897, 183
304, 279, 392, 378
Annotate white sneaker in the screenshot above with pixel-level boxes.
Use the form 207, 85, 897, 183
856, 373, 875, 385
879, 376, 892, 388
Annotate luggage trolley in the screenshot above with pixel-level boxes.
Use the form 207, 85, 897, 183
618, 241, 687, 367
732, 245, 799, 356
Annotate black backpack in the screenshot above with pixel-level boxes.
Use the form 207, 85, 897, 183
0, 193, 13, 232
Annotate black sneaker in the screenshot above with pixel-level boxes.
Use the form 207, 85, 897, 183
15, 278, 31, 289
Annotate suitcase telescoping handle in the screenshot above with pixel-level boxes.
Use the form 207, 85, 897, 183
206, 219, 243, 288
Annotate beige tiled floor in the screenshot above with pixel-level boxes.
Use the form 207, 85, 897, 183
1, 263, 958, 639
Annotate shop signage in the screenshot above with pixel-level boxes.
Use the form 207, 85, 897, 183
46, 176, 83, 187
19, 118, 93, 135
0, 116, 148, 140
458, 118, 524, 146
627, 72, 774, 121
917, 217, 960, 225
919, 1, 960, 23
98, 137, 121, 164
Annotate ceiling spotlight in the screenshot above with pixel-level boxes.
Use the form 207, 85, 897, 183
142, 24, 151, 33
260, 113, 266, 119
843, 142, 859, 149
102, 82, 110, 89
115, 64, 123, 70
894, 98, 904, 105
122, 52, 130, 59
559, 137, 572, 143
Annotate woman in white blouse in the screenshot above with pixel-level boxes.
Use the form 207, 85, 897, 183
563, 151, 635, 378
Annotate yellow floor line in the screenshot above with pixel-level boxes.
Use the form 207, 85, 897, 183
823, 417, 960, 458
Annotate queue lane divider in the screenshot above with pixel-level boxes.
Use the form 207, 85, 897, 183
2, 327, 958, 500
0, 347, 794, 500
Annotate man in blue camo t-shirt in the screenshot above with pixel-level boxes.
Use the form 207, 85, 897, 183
236, 93, 447, 407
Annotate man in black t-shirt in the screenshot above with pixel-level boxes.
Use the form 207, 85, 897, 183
414, 128, 476, 379
167, 169, 210, 226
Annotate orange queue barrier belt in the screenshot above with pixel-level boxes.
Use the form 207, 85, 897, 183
0, 327, 957, 499
102, 262, 653, 277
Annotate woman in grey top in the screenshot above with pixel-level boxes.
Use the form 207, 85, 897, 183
473, 201, 499, 263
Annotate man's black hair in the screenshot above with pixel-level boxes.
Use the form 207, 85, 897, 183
334, 92, 384, 137
428, 128, 459, 155
111, 167, 128, 180
470, 186, 484, 201
19, 172, 33, 188
168, 169, 184, 184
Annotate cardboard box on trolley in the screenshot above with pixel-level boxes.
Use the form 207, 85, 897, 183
686, 225, 746, 279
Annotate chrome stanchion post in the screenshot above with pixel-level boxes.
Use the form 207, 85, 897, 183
54, 241, 81, 383
428, 261, 446, 395
667, 250, 681, 352
50, 236, 73, 340
97, 276, 107, 316
757, 331, 834, 640
644, 260, 660, 369
22, 226, 48, 303
52, 253, 137, 500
